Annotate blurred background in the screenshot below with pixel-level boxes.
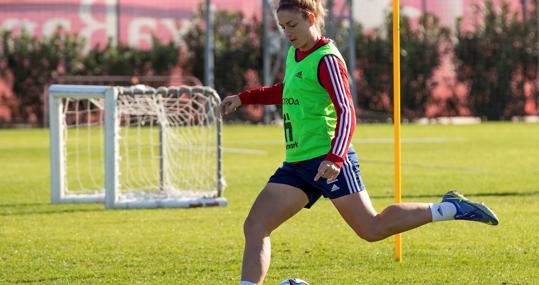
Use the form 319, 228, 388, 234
0, 0, 537, 126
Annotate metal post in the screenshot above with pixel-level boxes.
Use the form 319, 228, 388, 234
204, 0, 215, 87
521, 0, 529, 116
263, 0, 272, 124
536, 0, 539, 113
262, 0, 288, 124
347, 0, 358, 106
327, 0, 335, 38
263, 0, 271, 87
116, 0, 121, 45
522, 0, 528, 21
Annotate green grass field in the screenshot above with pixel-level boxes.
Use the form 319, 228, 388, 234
1, 123, 538, 284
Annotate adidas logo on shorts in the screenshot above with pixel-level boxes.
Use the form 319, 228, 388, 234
331, 184, 340, 192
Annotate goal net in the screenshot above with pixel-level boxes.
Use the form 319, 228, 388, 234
49, 84, 226, 209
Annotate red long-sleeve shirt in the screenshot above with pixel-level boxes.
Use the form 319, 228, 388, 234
238, 38, 355, 168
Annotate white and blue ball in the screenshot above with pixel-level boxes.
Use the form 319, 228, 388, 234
278, 278, 310, 285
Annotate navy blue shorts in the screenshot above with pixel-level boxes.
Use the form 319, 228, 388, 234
268, 147, 367, 208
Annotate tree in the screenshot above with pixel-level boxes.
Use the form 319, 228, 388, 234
523, 0, 538, 115
356, 12, 450, 120
0, 30, 181, 125
454, 0, 535, 120
81, 37, 179, 77
182, 6, 263, 98
0, 30, 86, 124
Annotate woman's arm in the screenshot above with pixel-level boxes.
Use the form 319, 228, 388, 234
221, 83, 283, 115
318, 55, 356, 169
238, 83, 284, 105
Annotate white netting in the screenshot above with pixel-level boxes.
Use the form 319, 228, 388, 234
115, 87, 221, 202
62, 97, 105, 197
53, 85, 225, 207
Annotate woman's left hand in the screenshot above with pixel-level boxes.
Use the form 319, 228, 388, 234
314, 160, 341, 182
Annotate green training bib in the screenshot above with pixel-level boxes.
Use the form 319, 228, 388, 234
282, 41, 347, 162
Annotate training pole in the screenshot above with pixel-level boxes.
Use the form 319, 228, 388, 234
393, 0, 402, 262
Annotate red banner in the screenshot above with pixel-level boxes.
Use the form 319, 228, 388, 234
0, 0, 261, 50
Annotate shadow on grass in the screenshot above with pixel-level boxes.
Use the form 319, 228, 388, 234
1, 191, 537, 216
14, 274, 102, 284
0, 202, 52, 208
0, 202, 104, 216
371, 191, 539, 199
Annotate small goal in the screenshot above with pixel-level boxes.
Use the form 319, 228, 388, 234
49, 84, 227, 209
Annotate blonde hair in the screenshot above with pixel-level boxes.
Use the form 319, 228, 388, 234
277, 0, 326, 33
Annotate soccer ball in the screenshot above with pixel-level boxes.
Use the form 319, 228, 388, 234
278, 278, 310, 285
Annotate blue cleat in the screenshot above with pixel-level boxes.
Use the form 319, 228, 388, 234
442, 191, 499, 225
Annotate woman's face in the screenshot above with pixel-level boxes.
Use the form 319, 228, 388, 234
277, 9, 316, 51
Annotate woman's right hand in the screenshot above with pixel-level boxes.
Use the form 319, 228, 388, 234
220, 95, 242, 116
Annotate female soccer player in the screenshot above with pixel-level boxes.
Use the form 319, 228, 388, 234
220, 1, 499, 284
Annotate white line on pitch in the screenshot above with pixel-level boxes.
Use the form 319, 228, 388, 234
360, 159, 486, 172
223, 147, 268, 155
353, 137, 466, 144
230, 137, 465, 146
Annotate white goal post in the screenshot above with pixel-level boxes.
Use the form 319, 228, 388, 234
49, 84, 226, 209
